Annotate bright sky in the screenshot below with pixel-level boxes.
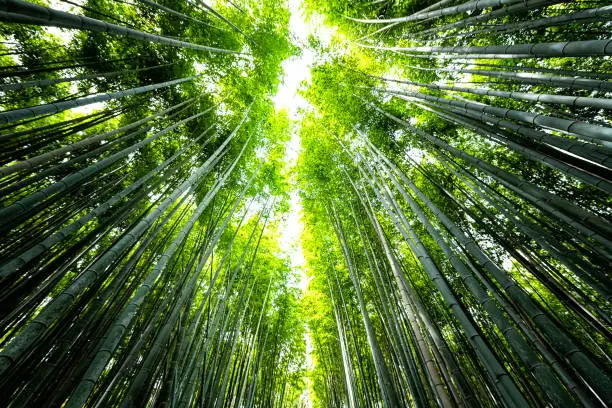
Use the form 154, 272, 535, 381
272, 2, 337, 406
275, 0, 315, 293
272, 0, 313, 119
274, 0, 337, 281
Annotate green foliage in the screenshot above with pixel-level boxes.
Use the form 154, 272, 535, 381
296, 1, 612, 407
0, 1, 308, 406
1, 0, 611, 407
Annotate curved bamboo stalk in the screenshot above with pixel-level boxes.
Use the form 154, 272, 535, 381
0, 74, 201, 125
0, 105, 213, 226
136, 0, 223, 30
359, 164, 531, 408
347, 178, 455, 408
440, 6, 612, 40
395, 63, 612, 88
346, 0, 525, 24
193, 0, 255, 44
414, 101, 612, 194
362, 139, 584, 406
0, 103, 252, 379
374, 75, 612, 110
416, 98, 612, 168
374, 100, 612, 250
120, 165, 262, 408
0, 0, 242, 54
0, 97, 196, 176
362, 104, 612, 403
411, 0, 456, 16
329, 203, 402, 407
0, 62, 174, 92
63, 104, 254, 408
383, 88, 612, 144
356, 38, 612, 58
456, 68, 612, 92
415, 0, 564, 38
0, 122, 214, 278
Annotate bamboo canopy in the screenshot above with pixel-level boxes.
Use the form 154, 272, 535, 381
0, 0, 610, 407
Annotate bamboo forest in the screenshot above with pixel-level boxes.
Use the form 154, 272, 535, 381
0, 0, 611, 406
